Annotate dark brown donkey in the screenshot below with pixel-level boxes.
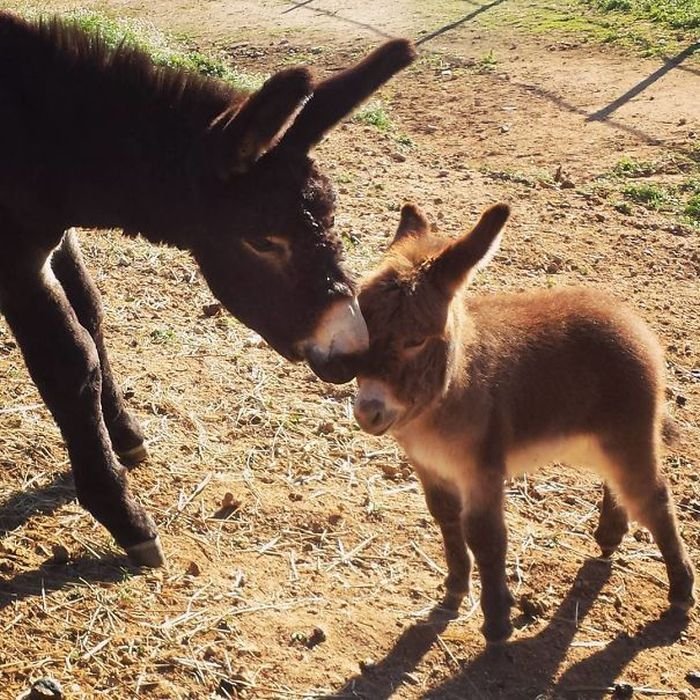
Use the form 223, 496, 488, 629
0, 12, 415, 566
354, 203, 695, 643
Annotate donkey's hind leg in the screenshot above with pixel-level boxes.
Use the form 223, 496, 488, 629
605, 441, 695, 610
51, 229, 147, 465
0, 241, 163, 566
594, 483, 629, 558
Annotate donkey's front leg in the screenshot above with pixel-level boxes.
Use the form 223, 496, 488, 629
0, 253, 163, 566
423, 482, 472, 612
51, 229, 147, 465
463, 470, 514, 643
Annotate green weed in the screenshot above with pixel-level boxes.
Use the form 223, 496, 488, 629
621, 182, 669, 208
354, 100, 393, 132
8, 7, 265, 91
587, 0, 700, 31
476, 49, 498, 73
611, 156, 656, 178
684, 194, 700, 222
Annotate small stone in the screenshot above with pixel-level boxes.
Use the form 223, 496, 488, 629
305, 626, 327, 649
519, 592, 548, 619
612, 683, 634, 699
687, 671, 700, 688
391, 152, 407, 163
214, 492, 242, 519
202, 302, 223, 318
27, 678, 63, 699
185, 561, 201, 577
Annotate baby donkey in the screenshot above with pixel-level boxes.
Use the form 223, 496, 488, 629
354, 203, 695, 643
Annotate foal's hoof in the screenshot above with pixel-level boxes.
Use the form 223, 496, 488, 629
669, 590, 696, 612
117, 443, 149, 467
482, 618, 514, 645
126, 537, 165, 567
439, 591, 465, 613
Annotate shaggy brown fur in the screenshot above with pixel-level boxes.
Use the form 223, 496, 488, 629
354, 203, 695, 643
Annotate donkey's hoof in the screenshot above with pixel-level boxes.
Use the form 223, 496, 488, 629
117, 443, 149, 467
126, 537, 165, 567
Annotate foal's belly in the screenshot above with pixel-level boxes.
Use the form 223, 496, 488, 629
398, 429, 613, 499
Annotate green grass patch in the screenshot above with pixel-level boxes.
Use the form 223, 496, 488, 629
621, 182, 669, 208
684, 193, 700, 222
3, 6, 265, 91
476, 49, 498, 73
353, 100, 414, 148
611, 156, 657, 178
587, 0, 700, 31
476, 0, 700, 58
354, 100, 393, 132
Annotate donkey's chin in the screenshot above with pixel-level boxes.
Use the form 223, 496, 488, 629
305, 348, 362, 384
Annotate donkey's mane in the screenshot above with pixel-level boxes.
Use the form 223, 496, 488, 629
0, 12, 242, 123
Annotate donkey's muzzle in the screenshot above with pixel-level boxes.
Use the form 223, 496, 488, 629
302, 297, 368, 384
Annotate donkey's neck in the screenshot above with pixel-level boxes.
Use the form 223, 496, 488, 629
0, 15, 244, 247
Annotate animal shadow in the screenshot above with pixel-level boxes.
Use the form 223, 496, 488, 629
329, 559, 689, 698
0, 470, 75, 539
0, 553, 140, 610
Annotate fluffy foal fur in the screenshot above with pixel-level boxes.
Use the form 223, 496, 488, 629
354, 203, 695, 643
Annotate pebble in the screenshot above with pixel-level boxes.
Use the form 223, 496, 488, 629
687, 671, 700, 688
23, 678, 63, 700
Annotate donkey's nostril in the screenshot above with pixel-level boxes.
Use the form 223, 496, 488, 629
369, 407, 384, 427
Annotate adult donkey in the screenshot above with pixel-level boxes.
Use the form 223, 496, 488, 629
0, 13, 415, 566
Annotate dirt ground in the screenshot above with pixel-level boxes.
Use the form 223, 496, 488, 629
1, 1, 699, 698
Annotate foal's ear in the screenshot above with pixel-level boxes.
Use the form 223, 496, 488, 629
430, 204, 510, 296
211, 67, 313, 176
390, 203, 429, 247
277, 39, 416, 153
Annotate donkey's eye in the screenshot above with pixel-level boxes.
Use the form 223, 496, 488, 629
401, 337, 429, 353
244, 236, 289, 257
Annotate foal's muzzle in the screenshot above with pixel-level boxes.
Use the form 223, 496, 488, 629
301, 297, 369, 384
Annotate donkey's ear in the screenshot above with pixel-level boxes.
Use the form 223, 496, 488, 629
390, 203, 429, 247
429, 204, 510, 296
211, 67, 313, 176
277, 39, 416, 153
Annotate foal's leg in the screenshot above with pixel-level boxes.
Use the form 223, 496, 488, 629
606, 440, 695, 610
462, 468, 514, 643
594, 483, 629, 558
0, 247, 163, 566
51, 229, 147, 465
422, 481, 472, 611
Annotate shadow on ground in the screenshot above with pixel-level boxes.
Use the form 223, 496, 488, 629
327, 559, 689, 699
